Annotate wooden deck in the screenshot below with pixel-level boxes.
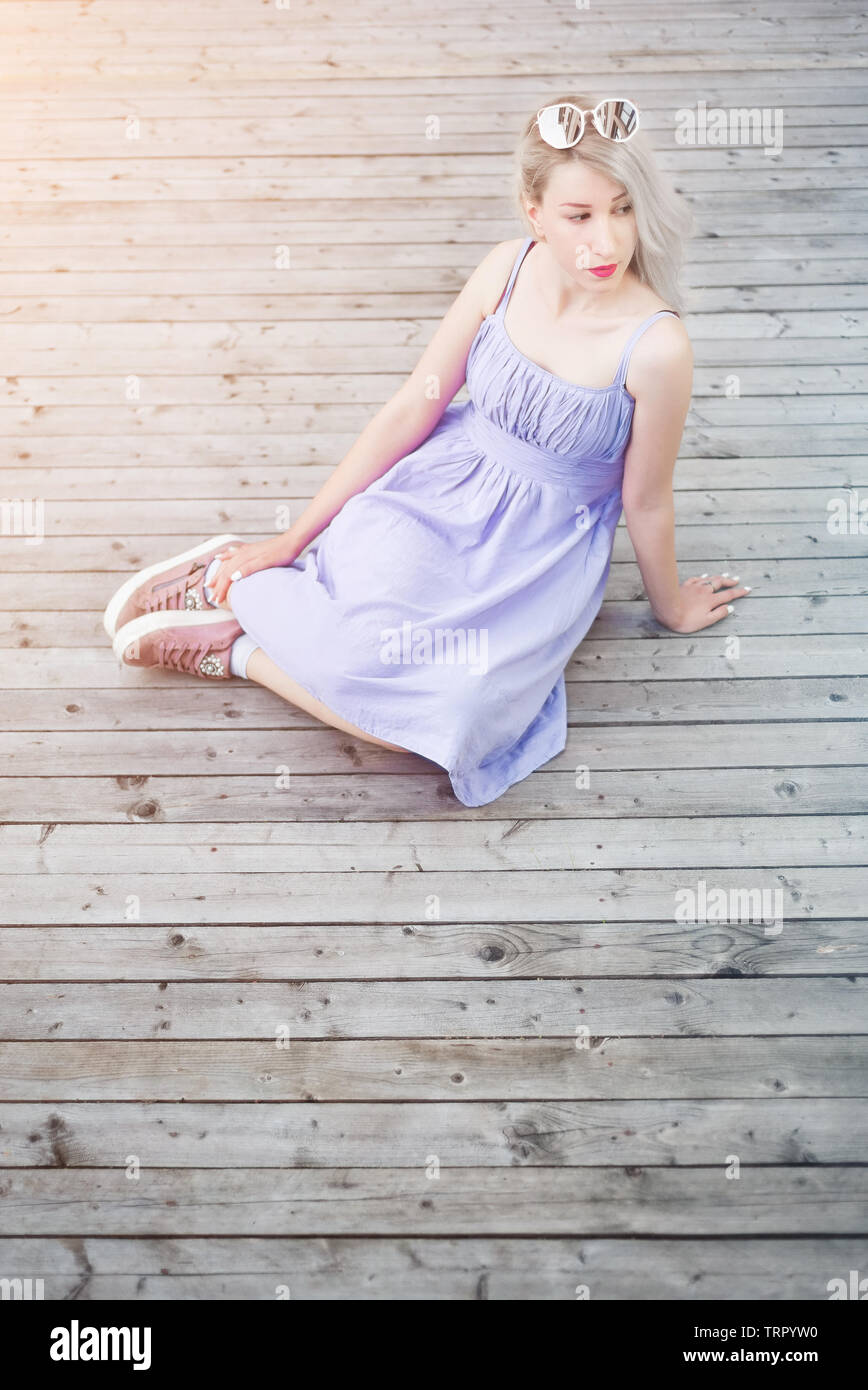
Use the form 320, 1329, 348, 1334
1, 0, 867, 1300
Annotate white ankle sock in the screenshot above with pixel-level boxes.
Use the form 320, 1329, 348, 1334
229, 633, 258, 679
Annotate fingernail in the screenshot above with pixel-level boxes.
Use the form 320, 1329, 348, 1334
744, 585, 751, 592
701, 573, 708, 578
731, 575, 740, 582
727, 604, 734, 613
230, 570, 242, 582
722, 571, 730, 577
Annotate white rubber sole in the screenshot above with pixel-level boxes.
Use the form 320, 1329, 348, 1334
102, 533, 243, 638
113, 606, 240, 663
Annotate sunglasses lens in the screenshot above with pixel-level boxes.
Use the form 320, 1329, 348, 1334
594, 99, 639, 140
537, 104, 582, 149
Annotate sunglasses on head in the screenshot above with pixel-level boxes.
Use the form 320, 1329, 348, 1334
535, 99, 640, 149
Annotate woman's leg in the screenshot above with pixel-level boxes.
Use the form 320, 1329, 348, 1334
213, 584, 406, 753
244, 646, 407, 752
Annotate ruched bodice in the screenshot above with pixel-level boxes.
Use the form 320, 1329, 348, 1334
465, 235, 678, 478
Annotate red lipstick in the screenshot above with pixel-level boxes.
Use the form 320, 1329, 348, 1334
588, 263, 617, 278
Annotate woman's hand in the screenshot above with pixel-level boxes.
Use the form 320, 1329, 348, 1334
208, 535, 298, 607
657, 572, 752, 633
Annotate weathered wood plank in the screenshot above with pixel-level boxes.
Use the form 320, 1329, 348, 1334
1, 815, 864, 872
1, 920, 864, 979
0, 866, 861, 922
3, 1098, 864, 1167
10, 25, 862, 59
6, 58, 867, 88
5, 145, 868, 187
2, 722, 864, 775
0, 1235, 864, 1301
1, 978, 864, 1039
3, 56, 864, 93
0, 768, 863, 822
0, 5, 859, 30
4, 8, 864, 42
0, 679, 861, 729
3, 1167, 866, 1237
1, 1038, 865, 1100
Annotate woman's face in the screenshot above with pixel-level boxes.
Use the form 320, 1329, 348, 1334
526, 162, 638, 291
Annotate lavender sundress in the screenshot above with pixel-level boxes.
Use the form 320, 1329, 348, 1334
230, 236, 679, 806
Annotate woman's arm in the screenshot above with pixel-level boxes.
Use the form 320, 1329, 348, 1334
620, 320, 750, 632
208, 239, 525, 604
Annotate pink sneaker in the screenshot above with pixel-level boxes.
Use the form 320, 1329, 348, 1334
102, 534, 243, 638
114, 610, 243, 680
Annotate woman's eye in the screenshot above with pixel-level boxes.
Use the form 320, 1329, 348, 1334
569, 205, 632, 222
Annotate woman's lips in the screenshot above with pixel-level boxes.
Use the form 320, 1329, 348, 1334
588, 263, 617, 278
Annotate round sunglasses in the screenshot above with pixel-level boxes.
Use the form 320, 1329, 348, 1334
535, 99, 640, 149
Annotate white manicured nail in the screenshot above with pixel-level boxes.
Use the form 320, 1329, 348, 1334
230, 570, 242, 582
744, 585, 751, 592
727, 604, 733, 613
701, 573, 708, 577
722, 571, 730, 577
731, 575, 740, 582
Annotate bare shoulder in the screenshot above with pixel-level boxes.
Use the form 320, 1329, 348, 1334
630, 309, 693, 379
623, 306, 692, 409
470, 237, 527, 318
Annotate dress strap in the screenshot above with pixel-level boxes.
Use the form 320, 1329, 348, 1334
494, 236, 535, 317
613, 308, 680, 386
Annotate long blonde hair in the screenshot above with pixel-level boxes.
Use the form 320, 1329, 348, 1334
514, 94, 696, 315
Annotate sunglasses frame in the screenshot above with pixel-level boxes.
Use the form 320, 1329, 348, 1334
535, 99, 641, 148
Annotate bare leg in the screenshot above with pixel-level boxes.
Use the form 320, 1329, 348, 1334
218, 587, 407, 752
245, 647, 407, 751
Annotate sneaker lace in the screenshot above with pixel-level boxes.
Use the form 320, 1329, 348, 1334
157, 635, 211, 674
144, 570, 200, 613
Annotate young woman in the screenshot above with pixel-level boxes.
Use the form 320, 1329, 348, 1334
105, 96, 751, 807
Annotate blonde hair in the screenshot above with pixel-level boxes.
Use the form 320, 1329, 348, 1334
514, 94, 696, 316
